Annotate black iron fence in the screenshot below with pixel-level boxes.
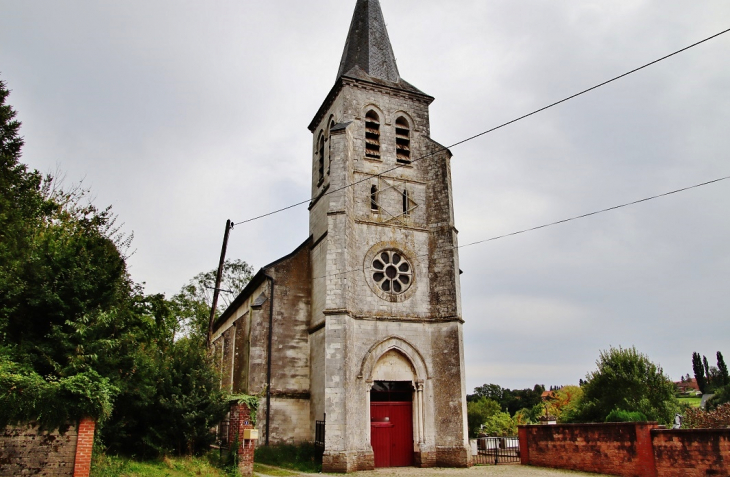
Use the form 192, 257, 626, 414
217, 419, 230, 448
314, 417, 325, 463
473, 436, 520, 465
315, 419, 325, 449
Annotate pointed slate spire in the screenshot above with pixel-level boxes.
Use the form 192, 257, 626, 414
338, 0, 400, 83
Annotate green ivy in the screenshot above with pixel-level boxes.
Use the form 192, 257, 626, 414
228, 394, 260, 426
0, 357, 116, 430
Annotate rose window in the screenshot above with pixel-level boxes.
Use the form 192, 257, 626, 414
372, 250, 413, 294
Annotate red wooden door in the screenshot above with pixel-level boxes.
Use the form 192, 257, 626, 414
371, 402, 413, 467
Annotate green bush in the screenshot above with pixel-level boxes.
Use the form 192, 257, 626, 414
467, 397, 500, 437
605, 409, 648, 423
569, 346, 679, 425
254, 443, 321, 473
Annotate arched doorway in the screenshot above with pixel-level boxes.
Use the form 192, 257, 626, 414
369, 350, 416, 468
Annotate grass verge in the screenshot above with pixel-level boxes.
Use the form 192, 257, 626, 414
254, 443, 321, 474
253, 463, 301, 476
679, 397, 702, 408
91, 453, 236, 477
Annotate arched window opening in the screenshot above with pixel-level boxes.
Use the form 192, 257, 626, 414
365, 111, 381, 159
371, 185, 379, 212
402, 189, 410, 216
328, 120, 335, 175
395, 117, 411, 164
318, 135, 325, 184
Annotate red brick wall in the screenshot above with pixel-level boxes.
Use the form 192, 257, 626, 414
229, 403, 256, 477
652, 428, 730, 477
73, 418, 95, 477
519, 423, 659, 477
1, 418, 95, 477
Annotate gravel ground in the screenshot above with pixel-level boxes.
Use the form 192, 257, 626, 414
326, 466, 611, 477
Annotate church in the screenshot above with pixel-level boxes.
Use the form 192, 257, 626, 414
210, 0, 471, 471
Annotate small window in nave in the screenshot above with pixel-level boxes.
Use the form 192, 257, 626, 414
395, 116, 411, 164
365, 111, 381, 159
402, 189, 410, 216
371, 185, 379, 212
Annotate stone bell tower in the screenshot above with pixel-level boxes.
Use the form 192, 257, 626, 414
307, 0, 470, 472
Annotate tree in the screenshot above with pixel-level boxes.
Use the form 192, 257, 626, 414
0, 80, 125, 428
174, 259, 254, 339
470, 383, 545, 415
693, 352, 707, 394
703, 355, 712, 389
717, 352, 729, 387
482, 411, 517, 437
467, 397, 500, 437
544, 385, 584, 423
0, 79, 228, 451
569, 346, 679, 425
472, 383, 503, 403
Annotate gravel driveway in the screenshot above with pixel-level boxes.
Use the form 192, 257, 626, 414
338, 466, 611, 477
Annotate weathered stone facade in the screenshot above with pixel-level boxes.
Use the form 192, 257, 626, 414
211, 0, 470, 471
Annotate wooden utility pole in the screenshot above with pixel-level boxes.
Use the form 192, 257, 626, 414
207, 219, 233, 347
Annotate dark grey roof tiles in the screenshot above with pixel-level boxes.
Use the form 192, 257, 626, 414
338, 0, 400, 83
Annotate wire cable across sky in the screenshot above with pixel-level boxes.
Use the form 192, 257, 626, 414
233, 26, 730, 227
310, 175, 730, 281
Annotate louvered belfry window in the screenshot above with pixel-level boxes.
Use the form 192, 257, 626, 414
365, 111, 381, 159
395, 117, 411, 164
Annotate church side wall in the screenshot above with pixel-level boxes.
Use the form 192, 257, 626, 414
264, 245, 313, 444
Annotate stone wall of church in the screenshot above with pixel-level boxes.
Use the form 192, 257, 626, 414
211, 241, 313, 445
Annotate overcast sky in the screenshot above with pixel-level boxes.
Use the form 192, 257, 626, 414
2, 0, 729, 392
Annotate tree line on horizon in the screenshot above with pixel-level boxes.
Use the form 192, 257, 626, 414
467, 346, 730, 438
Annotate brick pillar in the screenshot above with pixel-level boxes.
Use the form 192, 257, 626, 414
73, 418, 96, 477
229, 403, 256, 477
634, 423, 658, 477
518, 426, 530, 466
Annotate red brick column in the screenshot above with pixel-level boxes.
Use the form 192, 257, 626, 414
518, 426, 530, 465
229, 403, 256, 477
73, 418, 95, 477
635, 423, 657, 477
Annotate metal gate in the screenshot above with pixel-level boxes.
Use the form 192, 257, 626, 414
473, 437, 520, 465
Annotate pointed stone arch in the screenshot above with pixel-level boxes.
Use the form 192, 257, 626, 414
358, 336, 429, 382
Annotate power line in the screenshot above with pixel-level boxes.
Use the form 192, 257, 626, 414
311, 175, 730, 281
234, 26, 730, 227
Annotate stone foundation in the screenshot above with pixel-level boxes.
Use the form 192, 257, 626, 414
322, 449, 374, 473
